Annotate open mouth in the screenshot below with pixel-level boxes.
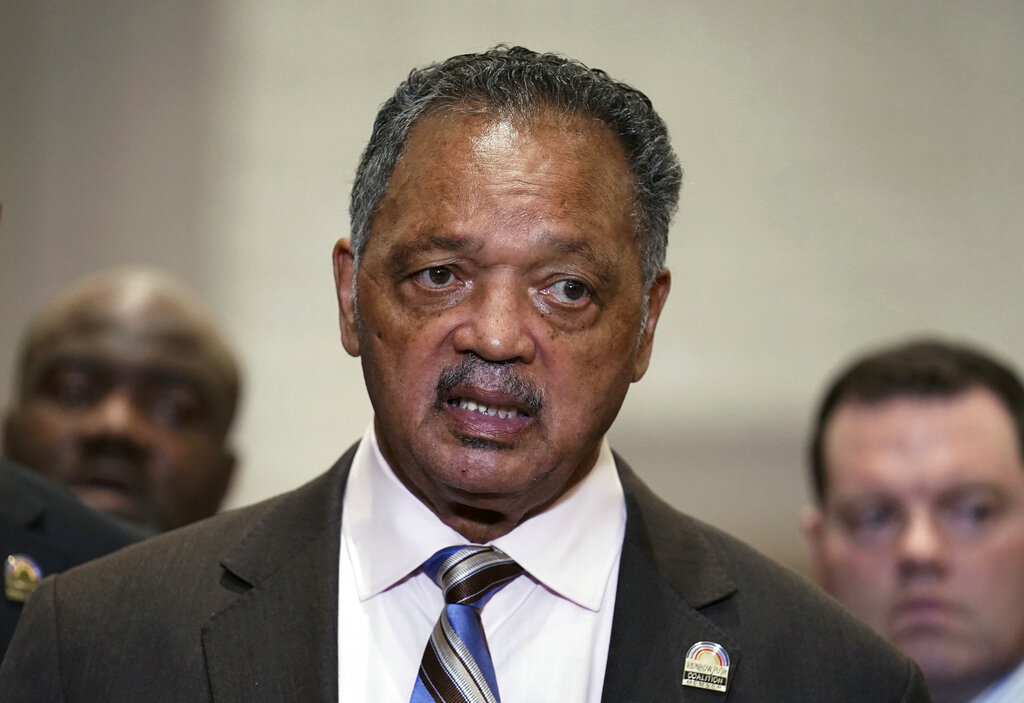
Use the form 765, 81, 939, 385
447, 397, 527, 420
69, 457, 147, 521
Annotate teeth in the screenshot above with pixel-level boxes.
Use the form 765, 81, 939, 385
457, 398, 520, 419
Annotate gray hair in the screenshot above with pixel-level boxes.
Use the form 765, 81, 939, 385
349, 45, 682, 289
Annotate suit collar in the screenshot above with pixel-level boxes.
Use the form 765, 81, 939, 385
201, 445, 357, 703
198, 446, 745, 702
615, 454, 737, 609
602, 455, 742, 702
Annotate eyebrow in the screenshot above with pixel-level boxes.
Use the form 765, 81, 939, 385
384, 234, 473, 275
384, 231, 612, 271
544, 236, 606, 267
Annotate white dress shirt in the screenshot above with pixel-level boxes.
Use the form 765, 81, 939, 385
970, 657, 1024, 703
337, 425, 626, 702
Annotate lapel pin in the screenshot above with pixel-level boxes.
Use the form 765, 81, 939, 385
5, 554, 43, 603
682, 641, 730, 693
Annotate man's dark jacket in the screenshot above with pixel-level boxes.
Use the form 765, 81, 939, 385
0, 446, 931, 701
0, 457, 146, 661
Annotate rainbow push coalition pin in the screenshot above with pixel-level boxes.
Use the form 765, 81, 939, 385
682, 641, 730, 693
4, 554, 43, 603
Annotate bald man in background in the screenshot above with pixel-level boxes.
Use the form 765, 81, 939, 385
803, 339, 1024, 703
3, 268, 241, 532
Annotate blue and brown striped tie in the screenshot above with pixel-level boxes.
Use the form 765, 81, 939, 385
410, 545, 524, 703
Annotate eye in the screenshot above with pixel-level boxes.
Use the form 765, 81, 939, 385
840, 501, 903, 546
943, 492, 1003, 538
547, 278, 591, 304
146, 385, 204, 428
415, 266, 456, 288
43, 367, 105, 409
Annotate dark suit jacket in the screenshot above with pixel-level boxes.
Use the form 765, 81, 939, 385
0, 458, 147, 662
0, 446, 930, 701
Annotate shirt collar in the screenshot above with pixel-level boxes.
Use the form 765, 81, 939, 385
342, 425, 625, 612
971, 656, 1024, 703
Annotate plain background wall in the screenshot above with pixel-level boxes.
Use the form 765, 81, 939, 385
2, 1, 1023, 573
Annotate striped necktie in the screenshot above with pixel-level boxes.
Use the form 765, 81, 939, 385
410, 545, 524, 703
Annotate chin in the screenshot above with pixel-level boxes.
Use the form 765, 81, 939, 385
899, 639, 977, 682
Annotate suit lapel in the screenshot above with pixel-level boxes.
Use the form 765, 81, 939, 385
0, 462, 73, 598
196, 448, 746, 702
0, 462, 48, 529
201, 446, 357, 703
602, 458, 743, 702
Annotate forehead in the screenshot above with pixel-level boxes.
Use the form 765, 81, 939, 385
823, 389, 1024, 497
23, 293, 233, 396
368, 108, 637, 254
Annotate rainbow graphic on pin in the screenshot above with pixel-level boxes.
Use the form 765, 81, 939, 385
682, 641, 730, 693
685, 641, 730, 667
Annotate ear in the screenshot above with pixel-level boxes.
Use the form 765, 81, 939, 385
799, 505, 829, 586
2, 408, 19, 455
209, 446, 237, 511
632, 268, 671, 382
332, 238, 361, 357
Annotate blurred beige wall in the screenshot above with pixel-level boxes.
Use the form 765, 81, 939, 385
3, 1, 1023, 573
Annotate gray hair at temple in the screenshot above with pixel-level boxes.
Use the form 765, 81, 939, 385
349, 45, 683, 290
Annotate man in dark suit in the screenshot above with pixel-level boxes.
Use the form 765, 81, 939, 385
0, 46, 931, 701
0, 457, 146, 661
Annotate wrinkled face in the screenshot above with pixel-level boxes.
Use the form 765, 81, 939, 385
805, 389, 1024, 695
334, 109, 669, 539
3, 299, 236, 531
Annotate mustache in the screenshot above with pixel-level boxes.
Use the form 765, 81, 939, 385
435, 355, 544, 416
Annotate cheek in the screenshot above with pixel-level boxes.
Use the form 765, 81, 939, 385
961, 534, 1024, 600
823, 541, 894, 599
150, 436, 224, 486
152, 433, 215, 468
10, 405, 77, 453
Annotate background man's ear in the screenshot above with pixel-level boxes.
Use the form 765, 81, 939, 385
799, 505, 829, 586
332, 238, 360, 357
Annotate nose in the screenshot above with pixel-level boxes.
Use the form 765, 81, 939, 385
896, 511, 948, 579
82, 387, 151, 442
451, 282, 537, 364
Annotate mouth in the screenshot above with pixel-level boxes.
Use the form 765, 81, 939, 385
889, 597, 965, 634
447, 397, 528, 420
69, 459, 147, 523
434, 357, 543, 445
441, 386, 535, 447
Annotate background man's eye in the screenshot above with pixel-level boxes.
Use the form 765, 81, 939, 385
46, 370, 102, 408
944, 496, 1001, 537
840, 503, 903, 546
146, 387, 204, 428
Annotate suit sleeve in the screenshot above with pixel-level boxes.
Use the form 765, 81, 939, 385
0, 576, 65, 702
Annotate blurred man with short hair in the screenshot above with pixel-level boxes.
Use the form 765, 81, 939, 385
803, 338, 1024, 703
3, 267, 240, 532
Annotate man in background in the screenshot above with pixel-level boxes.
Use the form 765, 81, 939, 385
803, 338, 1024, 703
0, 206, 147, 659
3, 267, 241, 532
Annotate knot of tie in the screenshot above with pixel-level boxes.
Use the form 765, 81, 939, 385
424, 545, 524, 609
